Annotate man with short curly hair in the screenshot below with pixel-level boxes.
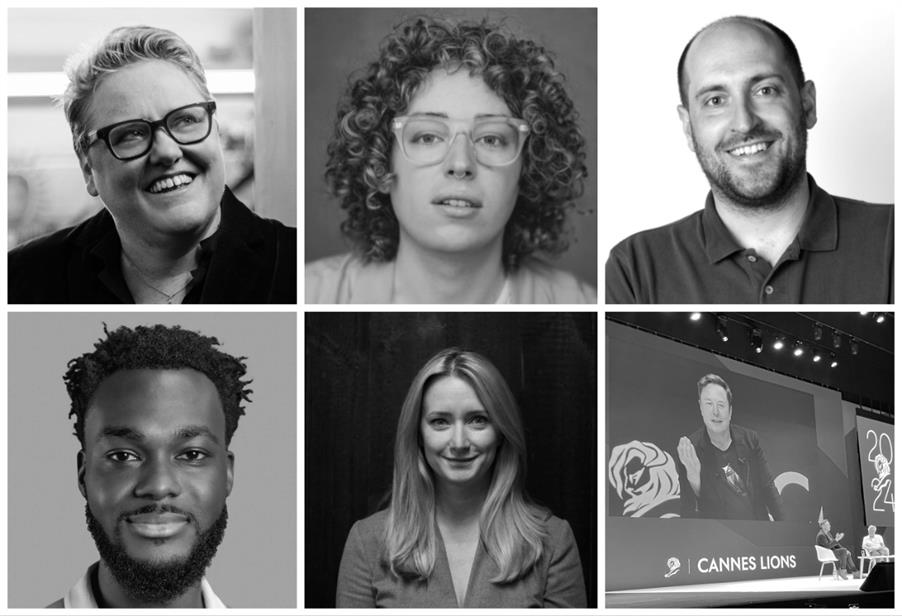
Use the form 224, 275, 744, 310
49, 324, 251, 608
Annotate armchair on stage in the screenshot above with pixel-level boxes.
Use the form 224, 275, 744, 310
815, 545, 840, 581
860, 529, 894, 579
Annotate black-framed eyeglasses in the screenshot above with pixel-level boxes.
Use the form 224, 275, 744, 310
82, 101, 217, 161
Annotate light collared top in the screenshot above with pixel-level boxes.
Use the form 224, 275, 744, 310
862, 533, 887, 552
605, 175, 893, 304
306, 253, 596, 304
58, 562, 226, 608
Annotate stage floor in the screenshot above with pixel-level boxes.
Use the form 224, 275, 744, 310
606, 574, 891, 609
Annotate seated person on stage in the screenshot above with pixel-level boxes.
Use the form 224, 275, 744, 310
862, 525, 891, 563
816, 519, 857, 579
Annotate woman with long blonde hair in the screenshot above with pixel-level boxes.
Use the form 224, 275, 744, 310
336, 348, 586, 607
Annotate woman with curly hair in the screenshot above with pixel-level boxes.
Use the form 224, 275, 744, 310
306, 17, 595, 303
336, 348, 586, 607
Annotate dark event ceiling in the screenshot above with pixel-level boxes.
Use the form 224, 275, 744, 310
606, 312, 893, 415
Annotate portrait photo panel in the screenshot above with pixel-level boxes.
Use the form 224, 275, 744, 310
305, 311, 597, 607
7, 312, 297, 608
304, 7, 598, 290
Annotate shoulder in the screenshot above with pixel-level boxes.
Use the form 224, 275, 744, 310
828, 191, 893, 222
9, 211, 106, 267
687, 427, 707, 448
542, 514, 576, 546
731, 424, 760, 443
305, 253, 393, 303
222, 189, 297, 242
347, 509, 389, 548
305, 252, 358, 303
609, 210, 705, 258
512, 257, 597, 303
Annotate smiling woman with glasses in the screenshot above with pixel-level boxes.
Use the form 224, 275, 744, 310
306, 17, 595, 304
8, 26, 296, 304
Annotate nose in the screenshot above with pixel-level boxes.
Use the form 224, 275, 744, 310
449, 423, 469, 452
730, 94, 762, 135
134, 456, 182, 499
148, 126, 183, 166
444, 132, 475, 179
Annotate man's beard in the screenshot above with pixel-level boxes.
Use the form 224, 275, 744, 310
85, 503, 228, 606
691, 112, 808, 210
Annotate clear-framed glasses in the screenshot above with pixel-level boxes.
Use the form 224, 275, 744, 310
82, 101, 217, 161
392, 115, 529, 167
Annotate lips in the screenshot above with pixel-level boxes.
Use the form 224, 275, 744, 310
444, 455, 478, 463
727, 141, 772, 157
146, 173, 196, 194
431, 196, 483, 209
125, 512, 190, 539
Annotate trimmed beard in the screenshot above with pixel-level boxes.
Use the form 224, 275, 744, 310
691, 110, 808, 211
85, 503, 228, 606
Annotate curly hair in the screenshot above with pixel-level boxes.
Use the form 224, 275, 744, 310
325, 17, 587, 269
63, 324, 252, 447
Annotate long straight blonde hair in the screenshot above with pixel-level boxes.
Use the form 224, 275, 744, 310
385, 348, 548, 583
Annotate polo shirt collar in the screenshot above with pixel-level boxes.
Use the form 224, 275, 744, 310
701, 174, 838, 264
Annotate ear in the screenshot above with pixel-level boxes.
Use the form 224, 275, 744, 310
225, 450, 235, 496
77, 450, 87, 498
677, 104, 696, 153
77, 152, 99, 197
800, 80, 817, 130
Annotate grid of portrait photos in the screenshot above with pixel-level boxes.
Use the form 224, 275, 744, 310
2, 2, 897, 615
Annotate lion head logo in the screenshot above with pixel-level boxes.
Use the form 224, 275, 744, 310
665, 556, 681, 578
608, 440, 680, 517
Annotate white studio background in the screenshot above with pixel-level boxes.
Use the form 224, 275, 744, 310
598, 0, 895, 260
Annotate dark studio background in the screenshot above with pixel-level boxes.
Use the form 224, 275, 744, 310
305, 312, 597, 607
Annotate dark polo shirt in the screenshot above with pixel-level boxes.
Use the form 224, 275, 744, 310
605, 175, 893, 304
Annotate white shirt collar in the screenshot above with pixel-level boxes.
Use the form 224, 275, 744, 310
64, 563, 226, 608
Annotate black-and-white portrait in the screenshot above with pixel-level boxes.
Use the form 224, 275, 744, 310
305, 8, 597, 304
602, 5, 893, 304
8, 8, 297, 304
8, 313, 297, 608
305, 312, 596, 607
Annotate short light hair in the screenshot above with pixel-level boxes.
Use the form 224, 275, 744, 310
61, 26, 212, 155
697, 373, 732, 406
868, 525, 877, 532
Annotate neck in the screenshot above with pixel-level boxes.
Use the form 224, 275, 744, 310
117, 206, 220, 279
96, 560, 204, 609
393, 237, 506, 304
712, 174, 810, 266
707, 428, 732, 451
435, 478, 489, 526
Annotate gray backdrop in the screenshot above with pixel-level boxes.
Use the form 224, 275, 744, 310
304, 7, 598, 287
8, 312, 297, 608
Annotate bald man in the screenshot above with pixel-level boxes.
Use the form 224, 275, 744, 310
606, 16, 892, 304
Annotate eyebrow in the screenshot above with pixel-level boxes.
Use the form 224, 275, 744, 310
693, 73, 788, 101
96, 424, 221, 445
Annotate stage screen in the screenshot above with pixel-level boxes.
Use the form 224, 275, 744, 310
607, 320, 862, 590
856, 414, 894, 528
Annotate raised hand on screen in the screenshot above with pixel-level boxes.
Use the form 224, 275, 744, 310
677, 436, 702, 496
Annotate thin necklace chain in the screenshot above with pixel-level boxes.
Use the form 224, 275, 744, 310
121, 251, 193, 304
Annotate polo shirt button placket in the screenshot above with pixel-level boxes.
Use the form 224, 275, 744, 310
764, 284, 775, 299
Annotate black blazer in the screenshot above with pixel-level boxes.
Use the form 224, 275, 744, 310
8, 187, 296, 304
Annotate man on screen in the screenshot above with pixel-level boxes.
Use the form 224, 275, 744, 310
676, 373, 784, 520
816, 519, 856, 579
862, 525, 890, 563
